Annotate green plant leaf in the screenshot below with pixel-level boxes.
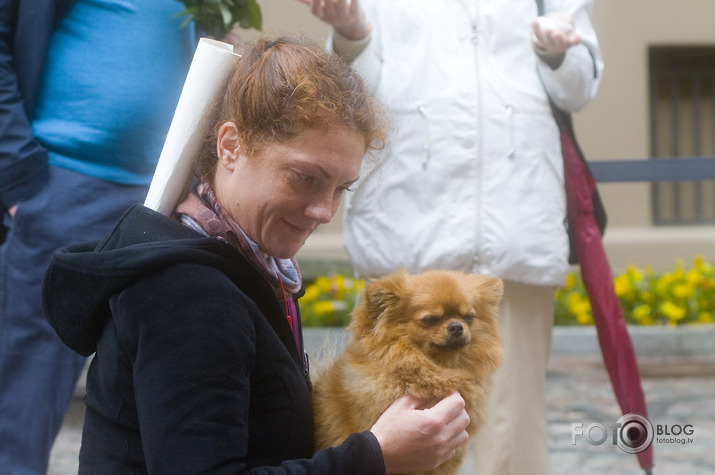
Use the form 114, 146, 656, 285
244, 0, 262, 30
176, 0, 263, 36
218, 3, 232, 31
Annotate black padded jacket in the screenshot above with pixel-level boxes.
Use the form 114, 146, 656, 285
42, 204, 384, 474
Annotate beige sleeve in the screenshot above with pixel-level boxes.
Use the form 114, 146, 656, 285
331, 28, 372, 63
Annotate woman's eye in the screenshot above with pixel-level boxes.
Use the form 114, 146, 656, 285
293, 171, 315, 185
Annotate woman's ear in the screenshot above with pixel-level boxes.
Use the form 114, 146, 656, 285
217, 122, 241, 170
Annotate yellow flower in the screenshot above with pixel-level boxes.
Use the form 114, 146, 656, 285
626, 264, 643, 283
655, 274, 673, 296
303, 284, 320, 302
672, 283, 693, 299
313, 301, 337, 316
633, 304, 652, 322
638, 289, 654, 305
333, 274, 346, 300
564, 273, 577, 290
639, 315, 655, 326
567, 293, 591, 316
314, 276, 332, 294
686, 269, 701, 287
576, 312, 593, 325
659, 301, 687, 321
614, 274, 633, 297
698, 312, 714, 324
694, 254, 714, 275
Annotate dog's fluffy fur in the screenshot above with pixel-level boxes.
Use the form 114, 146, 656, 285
312, 269, 503, 475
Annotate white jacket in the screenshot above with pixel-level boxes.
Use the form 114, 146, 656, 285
341, 0, 603, 286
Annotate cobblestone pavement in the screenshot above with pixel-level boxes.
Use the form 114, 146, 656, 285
49, 353, 715, 475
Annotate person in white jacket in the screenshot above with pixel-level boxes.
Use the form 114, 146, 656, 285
302, 1, 603, 473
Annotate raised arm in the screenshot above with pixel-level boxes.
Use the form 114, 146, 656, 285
534, 0, 604, 112
296, 0, 370, 40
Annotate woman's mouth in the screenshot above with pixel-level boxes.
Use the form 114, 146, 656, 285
283, 219, 314, 236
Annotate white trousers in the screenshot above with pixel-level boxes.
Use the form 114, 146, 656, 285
472, 280, 555, 475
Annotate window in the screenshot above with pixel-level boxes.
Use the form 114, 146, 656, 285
650, 46, 715, 225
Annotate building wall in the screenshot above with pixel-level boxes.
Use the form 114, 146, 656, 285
245, 0, 715, 272
576, 0, 715, 270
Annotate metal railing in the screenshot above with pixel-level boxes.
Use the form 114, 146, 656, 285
589, 157, 715, 183
589, 156, 715, 226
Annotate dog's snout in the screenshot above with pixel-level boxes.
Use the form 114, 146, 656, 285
447, 322, 463, 337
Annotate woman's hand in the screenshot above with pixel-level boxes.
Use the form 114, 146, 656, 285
297, 0, 371, 41
370, 391, 470, 473
8, 204, 17, 217
531, 13, 581, 69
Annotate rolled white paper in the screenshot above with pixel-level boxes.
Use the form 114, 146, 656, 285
144, 38, 240, 215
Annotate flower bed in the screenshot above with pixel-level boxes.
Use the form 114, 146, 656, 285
300, 256, 715, 328
301, 274, 363, 327
555, 255, 714, 326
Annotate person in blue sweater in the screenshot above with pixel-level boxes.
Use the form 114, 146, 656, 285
0, 1, 196, 472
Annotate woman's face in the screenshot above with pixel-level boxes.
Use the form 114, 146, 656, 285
214, 123, 365, 259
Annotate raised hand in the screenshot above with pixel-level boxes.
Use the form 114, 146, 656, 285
297, 0, 371, 40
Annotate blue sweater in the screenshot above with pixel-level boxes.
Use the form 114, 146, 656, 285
0, 0, 196, 216
31, 0, 195, 184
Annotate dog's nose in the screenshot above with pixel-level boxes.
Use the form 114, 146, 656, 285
447, 322, 463, 337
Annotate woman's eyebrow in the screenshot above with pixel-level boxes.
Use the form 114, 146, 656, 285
292, 160, 358, 184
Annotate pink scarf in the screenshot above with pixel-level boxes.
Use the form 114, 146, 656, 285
175, 182, 303, 349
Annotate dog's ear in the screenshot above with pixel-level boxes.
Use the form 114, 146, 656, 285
350, 270, 409, 338
364, 270, 409, 316
468, 274, 504, 317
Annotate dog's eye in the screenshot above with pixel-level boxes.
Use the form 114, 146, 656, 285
463, 313, 475, 323
420, 316, 439, 327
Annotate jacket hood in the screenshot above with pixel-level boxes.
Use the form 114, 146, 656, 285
42, 204, 267, 356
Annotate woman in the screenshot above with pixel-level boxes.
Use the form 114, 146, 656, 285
303, 1, 603, 474
42, 36, 468, 473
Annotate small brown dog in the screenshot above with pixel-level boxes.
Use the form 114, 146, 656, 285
312, 269, 503, 475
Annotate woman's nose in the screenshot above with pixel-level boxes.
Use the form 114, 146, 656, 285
304, 195, 336, 224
